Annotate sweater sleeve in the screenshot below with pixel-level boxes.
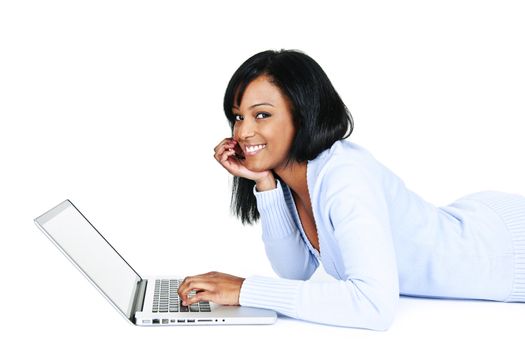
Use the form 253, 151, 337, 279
252, 180, 319, 280
240, 165, 399, 331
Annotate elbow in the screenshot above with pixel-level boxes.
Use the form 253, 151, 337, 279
360, 278, 399, 331
329, 296, 397, 331
296, 278, 399, 330
343, 299, 396, 331
371, 305, 396, 331
345, 287, 399, 331
367, 291, 399, 331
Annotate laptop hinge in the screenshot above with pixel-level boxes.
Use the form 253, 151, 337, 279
131, 279, 148, 320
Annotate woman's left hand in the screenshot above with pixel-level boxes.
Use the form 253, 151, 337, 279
177, 271, 245, 306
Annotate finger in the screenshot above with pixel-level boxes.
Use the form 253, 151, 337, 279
177, 276, 195, 298
221, 155, 242, 175
180, 288, 210, 306
213, 138, 230, 153
214, 138, 236, 153
178, 279, 215, 301
215, 140, 236, 161
184, 291, 213, 306
178, 277, 190, 292
221, 149, 236, 163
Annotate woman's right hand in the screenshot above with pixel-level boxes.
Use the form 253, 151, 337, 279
213, 138, 276, 190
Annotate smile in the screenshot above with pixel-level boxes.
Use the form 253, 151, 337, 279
245, 144, 267, 155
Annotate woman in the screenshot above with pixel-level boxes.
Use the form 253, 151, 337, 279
177, 49, 525, 330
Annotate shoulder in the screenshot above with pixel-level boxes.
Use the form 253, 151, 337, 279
308, 140, 383, 189
308, 141, 392, 231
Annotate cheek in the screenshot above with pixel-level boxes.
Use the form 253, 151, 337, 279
231, 123, 246, 141
278, 127, 296, 150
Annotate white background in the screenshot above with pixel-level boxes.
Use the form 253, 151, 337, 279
1, 0, 524, 349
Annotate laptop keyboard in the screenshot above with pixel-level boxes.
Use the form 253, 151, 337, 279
152, 279, 211, 313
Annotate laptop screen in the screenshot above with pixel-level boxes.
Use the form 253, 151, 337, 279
35, 200, 141, 319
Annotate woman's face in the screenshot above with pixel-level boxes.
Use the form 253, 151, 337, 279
232, 75, 296, 173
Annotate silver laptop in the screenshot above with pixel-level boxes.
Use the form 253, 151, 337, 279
34, 200, 277, 326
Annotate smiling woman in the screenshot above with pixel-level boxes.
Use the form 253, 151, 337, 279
177, 49, 525, 331
231, 75, 296, 175
224, 50, 353, 224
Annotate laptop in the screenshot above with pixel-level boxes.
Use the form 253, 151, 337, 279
34, 199, 277, 326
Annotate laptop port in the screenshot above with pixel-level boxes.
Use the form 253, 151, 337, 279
152, 319, 160, 324
187, 319, 195, 323
177, 320, 185, 323
162, 319, 169, 324
197, 319, 212, 323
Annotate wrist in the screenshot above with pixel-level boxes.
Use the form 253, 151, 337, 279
255, 173, 276, 192
237, 277, 245, 306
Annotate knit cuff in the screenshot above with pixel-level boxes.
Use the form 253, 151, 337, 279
239, 275, 303, 318
253, 180, 299, 240
466, 191, 525, 302
253, 179, 284, 211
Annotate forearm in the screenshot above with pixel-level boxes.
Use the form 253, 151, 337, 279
239, 275, 398, 330
255, 172, 277, 192
254, 180, 319, 279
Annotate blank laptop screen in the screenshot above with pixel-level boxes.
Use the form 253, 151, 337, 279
35, 200, 141, 319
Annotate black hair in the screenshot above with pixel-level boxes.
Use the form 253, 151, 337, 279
223, 49, 354, 224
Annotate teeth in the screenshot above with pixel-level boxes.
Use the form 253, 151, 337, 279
246, 144, 266, 153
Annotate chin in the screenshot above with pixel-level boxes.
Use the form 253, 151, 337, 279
242, 159, 270, 173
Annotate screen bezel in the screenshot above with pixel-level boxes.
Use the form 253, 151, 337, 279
34, 200, 142, 323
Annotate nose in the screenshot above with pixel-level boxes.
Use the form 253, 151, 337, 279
235, 117, 256, 140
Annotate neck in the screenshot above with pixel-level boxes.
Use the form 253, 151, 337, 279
274, 161, 309, 202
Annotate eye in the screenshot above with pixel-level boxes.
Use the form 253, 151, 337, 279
234, 115, 244, 121
255, 112, 271, 119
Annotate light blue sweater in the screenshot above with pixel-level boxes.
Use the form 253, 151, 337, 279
238, 140, 525, 330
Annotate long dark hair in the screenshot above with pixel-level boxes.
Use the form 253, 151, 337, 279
223, 49, 353, 224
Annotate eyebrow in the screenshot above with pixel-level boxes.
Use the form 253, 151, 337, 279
232, 102, 275, 110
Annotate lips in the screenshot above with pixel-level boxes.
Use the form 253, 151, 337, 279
244, 144, 267, 155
